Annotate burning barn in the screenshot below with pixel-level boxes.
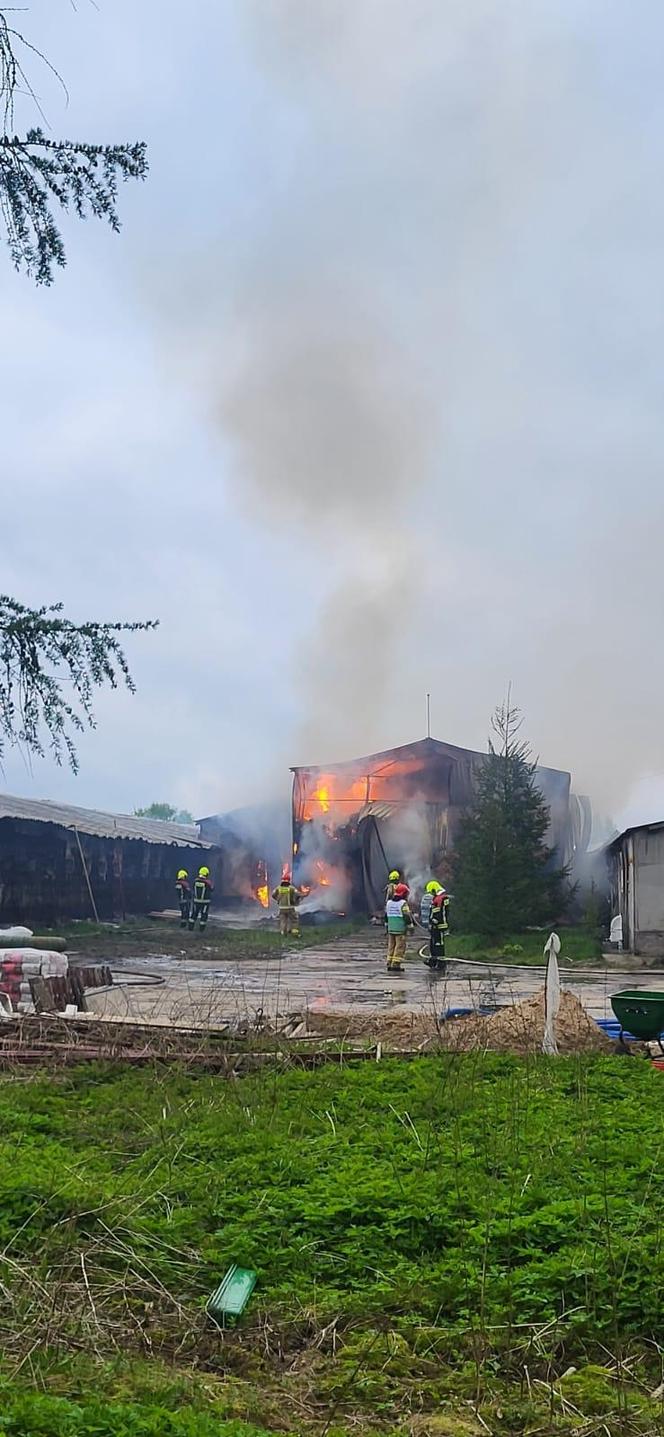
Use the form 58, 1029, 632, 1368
198, 801, 291, 912
292, 736, 590, 915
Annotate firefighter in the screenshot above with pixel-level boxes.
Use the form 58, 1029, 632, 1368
175, 868, 191, 929
385, 868, 401, 901
425, 881, 450, 969
385, 882, 414, 972
189, 865, 213, 932
272, 870, 302, 938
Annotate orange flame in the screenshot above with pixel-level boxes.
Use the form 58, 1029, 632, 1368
256, 884, 269, 909
301, 756, 448, 826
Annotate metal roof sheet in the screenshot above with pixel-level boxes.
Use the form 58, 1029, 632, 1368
359, 801, 401, 820
291, 734, 570, 783
0, 793, 213, 848
609, 820, 664, 849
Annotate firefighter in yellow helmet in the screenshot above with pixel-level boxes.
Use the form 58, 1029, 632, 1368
385, 868, 401, 901
189, 865, 213, 932
385, 882, 414, 972
271, 869, 302, 938
424, 881, 450, 970
175, 868, 190, 929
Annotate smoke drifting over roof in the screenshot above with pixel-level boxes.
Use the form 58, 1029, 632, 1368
205, 0, 664, 820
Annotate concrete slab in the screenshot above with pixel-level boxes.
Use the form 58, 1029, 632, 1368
83, 931, 664, 1031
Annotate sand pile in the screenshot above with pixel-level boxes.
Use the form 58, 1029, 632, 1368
306, 989, 613, 1055
305, 1005, 439, 1048
444, 988, 613, 1054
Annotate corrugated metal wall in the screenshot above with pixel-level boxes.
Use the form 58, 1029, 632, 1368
633, 829, 664, 952
0, 818, 221, 924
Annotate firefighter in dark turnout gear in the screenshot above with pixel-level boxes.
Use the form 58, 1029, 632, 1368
424, 882, 450, 969
189, 866, 213, 932
175, 868, 190, 929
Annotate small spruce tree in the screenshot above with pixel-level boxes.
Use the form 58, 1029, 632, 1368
453, 699, 569, 937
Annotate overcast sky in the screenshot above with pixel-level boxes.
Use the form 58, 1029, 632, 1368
2, 0, 664, 827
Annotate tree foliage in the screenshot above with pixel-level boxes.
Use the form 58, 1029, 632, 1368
0, 12, 147, 282
453, 699, 570, 936
134, 802, 194, 825
0, 596, 157, 773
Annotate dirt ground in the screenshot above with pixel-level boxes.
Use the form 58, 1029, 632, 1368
65, 920, 664, 1036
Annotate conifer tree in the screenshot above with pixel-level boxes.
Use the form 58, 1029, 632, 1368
454, 699, 569, 936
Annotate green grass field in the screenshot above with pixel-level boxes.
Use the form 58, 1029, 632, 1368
443, 926, 603, 965
0, 1052, 662, 1434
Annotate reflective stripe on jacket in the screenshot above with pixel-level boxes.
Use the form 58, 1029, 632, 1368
272, 883, 299, 910
386, 898, 411, 934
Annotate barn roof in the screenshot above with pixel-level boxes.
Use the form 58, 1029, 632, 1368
0, 793, 213, 848
291, 735, 569, 783
608, 819, 664, 850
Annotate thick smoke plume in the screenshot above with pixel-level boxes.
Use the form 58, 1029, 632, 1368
217, 288, 435, 761
176, 0, 664, 824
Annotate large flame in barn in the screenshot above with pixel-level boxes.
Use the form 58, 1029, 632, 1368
253, 860, 269, 909
291, 737, 580, 915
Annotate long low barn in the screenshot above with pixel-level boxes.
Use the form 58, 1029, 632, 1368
0, 794, 220, 925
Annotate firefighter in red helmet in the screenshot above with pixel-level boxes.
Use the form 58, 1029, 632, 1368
272, 869, 302, 938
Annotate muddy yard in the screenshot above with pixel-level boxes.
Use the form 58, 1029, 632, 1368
64, 919, 664, 1032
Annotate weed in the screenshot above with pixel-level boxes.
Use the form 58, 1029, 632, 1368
0, 1056, 662, 1432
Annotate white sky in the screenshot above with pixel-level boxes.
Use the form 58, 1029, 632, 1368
2, 0, 664, 827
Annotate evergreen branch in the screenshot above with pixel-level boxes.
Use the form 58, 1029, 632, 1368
0, 129, 148, 282
0, 596, 158, 773
0, 11, 147, 281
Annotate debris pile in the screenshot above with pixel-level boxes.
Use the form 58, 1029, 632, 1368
0, 949, 69, 1014
306, 989, 614, 1055
0, 951, 112, 1016
444, 989, 613, 1055
306, 1005, 438, 1048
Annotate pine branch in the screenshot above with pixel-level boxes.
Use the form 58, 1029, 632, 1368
0, 129, 148, 282
0, 13, 148, 281
0, 597, 158, 773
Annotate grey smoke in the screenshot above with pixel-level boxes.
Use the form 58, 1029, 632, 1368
217, 287, 435, 761
168, 0, 664, 823
294, 812, 350, 913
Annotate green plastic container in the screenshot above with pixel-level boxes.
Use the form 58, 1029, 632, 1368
610, 990, 664, 1042
208, 1264, 257, 1319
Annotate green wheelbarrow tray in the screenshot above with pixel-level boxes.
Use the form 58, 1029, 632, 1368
207, 1264, 257, 1322
610, 990, 664, 1050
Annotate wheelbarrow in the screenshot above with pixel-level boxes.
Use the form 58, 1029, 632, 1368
610, 990, 664, 1053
